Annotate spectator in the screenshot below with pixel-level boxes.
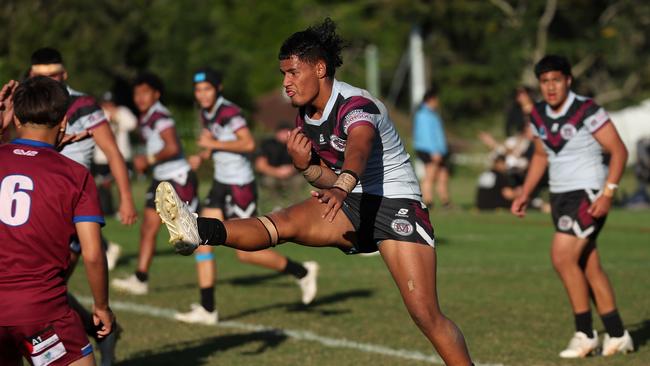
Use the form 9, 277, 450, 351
476, 155, 521, 210
413, 85, 452, 208
255, 122, 303, 193
505, 86, 534, 137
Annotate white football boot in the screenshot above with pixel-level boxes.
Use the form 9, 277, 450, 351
155, 181, 201, 254
559, 331, 599, 358
111, 274, 148, 295
602, 330, 634, 356
175, 303, 218, 325
105, 242, 121, 271
298, 261, 319, 305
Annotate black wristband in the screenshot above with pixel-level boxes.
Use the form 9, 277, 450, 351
340, 169, 359, 182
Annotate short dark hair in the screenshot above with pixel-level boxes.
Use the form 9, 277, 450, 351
534, 55, 572, 79
133, 72, 164, 95
278, 18, 346, 78
423, 84, 439, 102
13, 76, 70, 127
193, 67, 222, 88
31, 47, 64, 65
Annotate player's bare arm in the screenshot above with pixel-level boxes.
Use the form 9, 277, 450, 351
134, 126, 181, 173
0, 80, 18, 133
314, 124, 374, 222
76, 221, 114, 338
511, 137, 548, 217
197, 126, 255, 153
92, 122, 137, 225
588, 121, 628, 218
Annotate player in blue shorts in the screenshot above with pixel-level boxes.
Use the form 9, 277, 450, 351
512, 55, 633, 358
156, 19, 473, 365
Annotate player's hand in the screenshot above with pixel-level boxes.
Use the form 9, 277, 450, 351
287, 127, 312, 170
277, 165, 296, 179
312, 187, 347, 222
188, 154, 202, 171
588, 195, 612, 218
57, 130, 92, 148
133, 155, 148, 173
197, 133, 217, 150
92, 305, 115, 339
0, 80, 18, 132
510, 195, 529, 218
118, 199, 138, 225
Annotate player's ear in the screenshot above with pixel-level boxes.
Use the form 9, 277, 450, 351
567, 76, 572, 88
13, 115, 22, 128
62, 70, 68, 82
316, 61, 326, 79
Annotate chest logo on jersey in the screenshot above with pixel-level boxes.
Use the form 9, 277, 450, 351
13, 149, 38, 157
537, 126, 547, 140
560, 124, 577, 140
329, 135, 346, 152
390, 218, 414, 236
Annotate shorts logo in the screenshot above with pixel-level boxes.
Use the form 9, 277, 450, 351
391, 219, 414, 236
557, 215, 573, 231
538, 125, 547, 139
330, 135, 347, 152
560, 124, 577, 140
396, 208, 409, 217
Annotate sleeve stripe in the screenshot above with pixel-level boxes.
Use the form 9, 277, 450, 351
73, 215, 106, 225
347, 121, 376, 133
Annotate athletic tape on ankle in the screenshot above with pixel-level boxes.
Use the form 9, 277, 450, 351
332, 170, 358, 193
301, 165, 323, 183
195, 252, 214, 262
257, 215, 279, 246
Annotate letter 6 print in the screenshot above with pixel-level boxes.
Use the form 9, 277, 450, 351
0, 175, 34, 226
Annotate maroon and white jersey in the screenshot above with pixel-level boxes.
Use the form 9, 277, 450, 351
139, 101, 191, 181
297, 79, 420, 200
200, 96, 254, 185
59, 87, 109, 168
530, 92, 610, 193
0, 139, 104, 326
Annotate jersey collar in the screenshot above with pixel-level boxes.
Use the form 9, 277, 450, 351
305, 79, 339, 125
11, 138, 56, 149
203, 96, 224, 120
545, 91, 576, 119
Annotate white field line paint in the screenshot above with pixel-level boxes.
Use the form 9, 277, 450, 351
77, 296, 504, 366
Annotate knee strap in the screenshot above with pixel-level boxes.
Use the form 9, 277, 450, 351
257, 215, 279, 247
195, 252, 215, 262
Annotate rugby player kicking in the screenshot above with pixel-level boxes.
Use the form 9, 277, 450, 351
511, 55, 633, 358
156, 19, 473, 365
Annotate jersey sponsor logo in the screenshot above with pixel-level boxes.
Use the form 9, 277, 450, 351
319, 134, 326, 145
560, 124, 577, 140
396, 208, 409, 217
390, 218, 414, 236
329, 135, 347, 152
343, 109, 373, 133
13, 149, 39, 156
537, 125, 547, 139
557, 215, 573, 231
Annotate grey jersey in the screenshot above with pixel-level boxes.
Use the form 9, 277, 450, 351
530, 92, 611, 193
200, 96, 254, 185
59, 87, 108, 168
297, 79, 421, 200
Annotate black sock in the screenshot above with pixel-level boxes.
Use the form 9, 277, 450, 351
574, 311, 594, 337
197, 217, 227, 246
283, 258, 307, 279
200, 286, 215, 312
135, 271, 148, 282
601, 310, 625, 337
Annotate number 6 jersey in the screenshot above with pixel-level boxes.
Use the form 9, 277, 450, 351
0, 139, 104, 326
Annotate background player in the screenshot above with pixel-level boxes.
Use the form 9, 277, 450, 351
511, 55, 633, 358
0, 76, 113, 366
112, 73, 199, 297
157, 19, 473, 365
178, 68, 318, 324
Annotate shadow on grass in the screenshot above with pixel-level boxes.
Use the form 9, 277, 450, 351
221, 289, 375, 321
114, 247, 178, 269
220, 272, 287, 286
117, 331, 288, 366
629, 319, 650, 351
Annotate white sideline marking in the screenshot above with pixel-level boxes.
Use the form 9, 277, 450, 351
77, 296, 503, 366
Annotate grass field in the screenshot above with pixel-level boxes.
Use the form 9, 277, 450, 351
68, 174, 650, 366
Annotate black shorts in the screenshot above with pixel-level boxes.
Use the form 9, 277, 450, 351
415, 150, 451, 169
204, 180, 258, 219
341, 193, 435, 254
145, 171, 199, 212
550, 189, 607, 240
